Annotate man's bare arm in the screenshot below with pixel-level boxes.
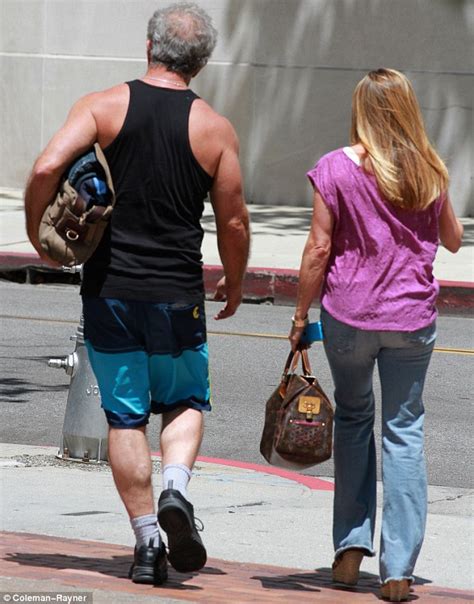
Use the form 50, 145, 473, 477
24, 95, 98, 261
210, 119, 250, 320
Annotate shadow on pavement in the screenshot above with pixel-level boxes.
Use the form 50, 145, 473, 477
0, 377, 68, 403
251, 567, 431, 601
4, 551, 234, 592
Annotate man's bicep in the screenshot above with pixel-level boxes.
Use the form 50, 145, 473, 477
209, 144, 246, 222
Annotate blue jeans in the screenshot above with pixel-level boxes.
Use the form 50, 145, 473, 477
321, 308, 436, 583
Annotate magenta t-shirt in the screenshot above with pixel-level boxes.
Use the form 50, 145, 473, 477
307, 148, 445, 331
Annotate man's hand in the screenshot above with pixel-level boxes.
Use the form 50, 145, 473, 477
213, 276, 242, 320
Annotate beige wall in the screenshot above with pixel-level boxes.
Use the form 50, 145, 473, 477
1, 0, 472, 214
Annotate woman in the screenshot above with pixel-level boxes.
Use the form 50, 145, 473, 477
289, 68, 463, 602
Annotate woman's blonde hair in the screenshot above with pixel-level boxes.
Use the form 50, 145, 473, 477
351, 68, 448, 210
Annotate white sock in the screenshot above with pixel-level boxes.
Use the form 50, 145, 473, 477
162, 463, 192, 499
131, 514, 160, 548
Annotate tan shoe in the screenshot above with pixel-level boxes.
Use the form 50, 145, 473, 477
380, 579, 410, 601
332, 548, 365, 585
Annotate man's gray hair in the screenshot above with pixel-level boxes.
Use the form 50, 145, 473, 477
147, 3, 217, 77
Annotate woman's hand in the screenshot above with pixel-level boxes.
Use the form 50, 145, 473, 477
288, 316, 309, 352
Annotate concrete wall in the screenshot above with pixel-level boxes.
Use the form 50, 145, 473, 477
1, 0, 473, 214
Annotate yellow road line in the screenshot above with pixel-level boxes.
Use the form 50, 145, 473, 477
208, 330, 474, 355
1, 315, 473, 356
432, 347, 474, 355
0, 314, 77, 325
209, 330, 287, 340
207, 331, 474, 355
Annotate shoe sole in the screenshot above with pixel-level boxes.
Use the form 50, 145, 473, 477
131, 568, 168, 585
129, 550, 168, 586
158, 503, 207, 573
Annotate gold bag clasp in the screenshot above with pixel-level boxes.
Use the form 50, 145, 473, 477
298, 396, 321, 420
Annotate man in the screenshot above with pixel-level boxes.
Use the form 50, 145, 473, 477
25, 3, 250, 586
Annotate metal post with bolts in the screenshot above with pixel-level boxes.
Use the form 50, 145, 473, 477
49, 265, 109, 463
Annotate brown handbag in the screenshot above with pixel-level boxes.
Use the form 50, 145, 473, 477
38, 143, 115, 267
260, 349, 333, 470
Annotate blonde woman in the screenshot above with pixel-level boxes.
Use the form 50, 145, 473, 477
289, 69, 463, 602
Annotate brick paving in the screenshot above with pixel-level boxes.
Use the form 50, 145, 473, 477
1, 532, 473, 603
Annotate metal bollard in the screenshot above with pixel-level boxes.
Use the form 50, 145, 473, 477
49, 265, 108, 463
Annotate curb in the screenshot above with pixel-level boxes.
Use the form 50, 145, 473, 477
1, 252, 473, 311
206, 264, 474, 311
151, 451, 335, 492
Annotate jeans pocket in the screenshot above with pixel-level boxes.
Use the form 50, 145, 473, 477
321, 308, 357, 355
402, 322, 437, 346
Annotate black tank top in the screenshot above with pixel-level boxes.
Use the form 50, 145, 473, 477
81, 80, 213, 302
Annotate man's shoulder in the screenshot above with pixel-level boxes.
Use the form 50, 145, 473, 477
188, 97, 239, 177
80, 83, 130, 108
190, 98, 237, 143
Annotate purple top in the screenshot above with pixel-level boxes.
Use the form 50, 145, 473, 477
307, 147, 445, 331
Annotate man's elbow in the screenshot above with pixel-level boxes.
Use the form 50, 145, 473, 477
30, 157, 61, 182
226, 213, 250, 238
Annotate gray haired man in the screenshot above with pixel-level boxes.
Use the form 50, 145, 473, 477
25, 3, 250, 585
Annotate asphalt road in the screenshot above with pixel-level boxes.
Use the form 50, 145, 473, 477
1, 280, 473, 489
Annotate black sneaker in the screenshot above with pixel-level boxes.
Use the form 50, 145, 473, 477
158, 488, 207, 573
129, 539, 168, 585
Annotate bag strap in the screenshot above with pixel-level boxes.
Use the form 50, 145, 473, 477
287, 349, 312, 376
93, 143, 115, 204
279, 350, 313, 397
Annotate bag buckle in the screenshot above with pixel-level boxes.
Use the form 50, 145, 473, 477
298, 396, 321, 420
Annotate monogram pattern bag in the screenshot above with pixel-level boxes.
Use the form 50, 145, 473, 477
260, 350, 333, 470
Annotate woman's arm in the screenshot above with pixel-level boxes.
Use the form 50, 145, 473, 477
289, 190, 334, 351
439, 194, 463, 253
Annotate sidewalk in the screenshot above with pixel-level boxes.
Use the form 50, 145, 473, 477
1, 444, 473, 603
0, 188, 473, 310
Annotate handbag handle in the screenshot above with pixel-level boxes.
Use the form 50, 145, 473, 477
286, 349, 312, 377
279, 349, 313, 397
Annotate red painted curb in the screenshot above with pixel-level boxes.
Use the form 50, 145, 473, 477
0, 252, 472, 309
150, 451, 334, 491
205, 263, 474, 310
440, 280, 474, 289
0, 251, 44, 267
22, 443, 333, 491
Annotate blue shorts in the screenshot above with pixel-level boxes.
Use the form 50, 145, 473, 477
82, 297, 211, 428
